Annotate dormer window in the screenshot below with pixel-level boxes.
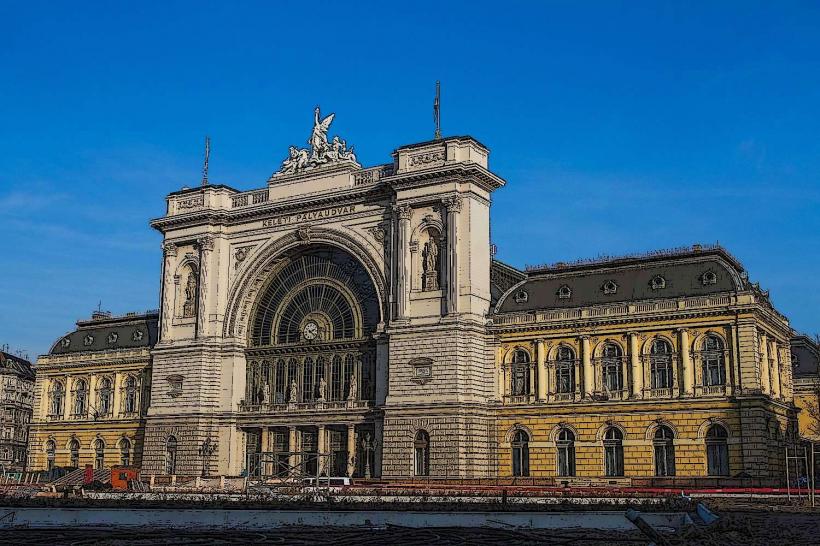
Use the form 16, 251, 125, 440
514, 290, 529, 304
557, 285, 572, 299
83, 335, 94, 346
702, 270, 717, 286
650, 275, 666, 290
602, 280, 618, 295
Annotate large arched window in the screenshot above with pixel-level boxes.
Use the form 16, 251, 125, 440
124, 376, 138, 414
45, 440, 56, 471
653, 426, 676, 477
120, 438, 131, 467
511, 349, 531, 396
556, 428, 576, 477
97, 377, 113, 416
511, 430, 530, 477
69, 438, 80, 467
94, 439, 105, 470
702, 335, 726, 387
72, 379, 88, 416
650, 339, 674, 390
165, 435, 178, 474
555, 347, 575, 394
603, 427, 624, 477
601, 344, 623, 393
49, 381, 65, 417
414, 430, 430, 477
706, 424, 729, 476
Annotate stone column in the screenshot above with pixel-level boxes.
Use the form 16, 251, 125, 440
317, 425, 326, 476
678, 328, 693, 396
394, 204, 412, 319
769, 340, 781, 399
62, 375, 71, 420
260, 427, 270, 476
581, 336, 593, 398
346, 424, 356, 477
112, 372, 121, 418
87, 375, 96, 419
628, 332, 642, 399
374, 419, 383, 478
160, 242, 177, 341
288, 426, 297, 475
443, 195, 462, 315
536, 339, 547, 401
759, 332, 771, 394
196, 235, 214, 338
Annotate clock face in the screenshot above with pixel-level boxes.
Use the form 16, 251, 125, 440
303, 320, 319, 340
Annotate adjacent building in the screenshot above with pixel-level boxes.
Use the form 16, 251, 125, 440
28, 311, 157, 471
0, 351, 35, 471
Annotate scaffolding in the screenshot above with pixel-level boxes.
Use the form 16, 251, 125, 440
785, 444, 817, 506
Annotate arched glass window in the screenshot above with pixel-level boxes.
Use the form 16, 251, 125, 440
706, 424, 729, 476
601, 344, 623, 393
303, 357, 315, 402
414, 430, 430, 477
98, 378, 113, 416
511, 430, 530, 477
556, 428, 576, 477
165, 435, 178, 475
124, 376, 138, 414
69, 439, 80, 467
603, 427, 624, 477
555, 347, 575, 394
650, 339, 674, 390
511, 349, 530, 396
49, 381, 65, 417
653, 426, 676, 477
702, 335, 726, 387
120, 439, 131, 466
275, 359, 286, 403
332, 355, 343, 401
45, 440, 56, 471
73, 379, 88, 416
94, 439, 105, 470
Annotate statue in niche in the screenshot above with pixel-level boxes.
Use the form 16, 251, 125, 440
318, 377, 327, 402
262, 382, 271, 405
347, 374, 358, 401
422, 234, 440, 291
182, 271, 197, 318
289, 378, 298, 403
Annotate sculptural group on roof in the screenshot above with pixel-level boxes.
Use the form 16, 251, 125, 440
279, 107, 359, 175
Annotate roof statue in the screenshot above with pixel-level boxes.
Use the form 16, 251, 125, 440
278, 107, 360, 175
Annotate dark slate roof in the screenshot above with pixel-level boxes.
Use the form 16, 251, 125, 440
495, 245, 746, 314
49, 311, 159, 355
491, 260, 526, 306
0, 352, 35, 380
791, 335, 820, 378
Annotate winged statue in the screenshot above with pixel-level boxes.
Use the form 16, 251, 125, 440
277, 107, 359, 175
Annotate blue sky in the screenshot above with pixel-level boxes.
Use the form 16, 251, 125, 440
1, 2, 818, 359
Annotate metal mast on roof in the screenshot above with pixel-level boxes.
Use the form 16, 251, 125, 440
433, 81, 441, 140
202, 135, 211, 186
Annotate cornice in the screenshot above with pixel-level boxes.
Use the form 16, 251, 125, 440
386, 164, 505, 193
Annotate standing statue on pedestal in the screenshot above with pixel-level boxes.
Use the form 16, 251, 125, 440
318, 377, 327, 402
182, 271, 197, 318
422, 236, 440, 291
277, 107, 360, 175
262, 382, 271, 405
289, 379, 298, 403
347, 374, 358, 401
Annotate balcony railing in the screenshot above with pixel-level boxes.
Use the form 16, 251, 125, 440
231, 189, 269, 209
648, 388, 673, 399
239, 399, 373, 412
699, 385, 727, 396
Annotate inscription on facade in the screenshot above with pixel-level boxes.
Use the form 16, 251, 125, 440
261, 205, 358, 228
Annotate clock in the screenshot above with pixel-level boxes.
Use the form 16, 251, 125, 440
303, 320, 319, 341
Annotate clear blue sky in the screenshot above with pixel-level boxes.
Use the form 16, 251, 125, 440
1, 2, 818, 359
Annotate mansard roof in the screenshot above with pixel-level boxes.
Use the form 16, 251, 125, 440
48, 310, 159, 356
0, 352, 35, 380
791, 335, 820, 378
495, 244, 747, 314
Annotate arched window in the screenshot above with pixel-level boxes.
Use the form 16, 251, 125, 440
511, 349, 531, 396
303, 357, 315, 402
556, 428, 576, 477
45, 440, 56, 471
124, 376, 138, 414
94, 439, 105, 470
120, 439, 131, 466
511, 430, 530, 477
49, 381, 65, 417
331, 355, 343, 401
603, 427, 624, 477
69, 438, 80, 467
555, 346, 575, 394
653, 426, 676, 477
601, 344, 623, 393
72, 379, 88, 416
650, 339, 674, 390
165, 435, 178, 474
702, 335, 726, 387
97, 377, 113, 416
275, 359, 286, 403
414, 430, 430, 477
706, 424, 729, 476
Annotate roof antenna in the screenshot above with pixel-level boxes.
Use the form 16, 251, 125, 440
433, 81, 441, 140
202, 135, 211, 186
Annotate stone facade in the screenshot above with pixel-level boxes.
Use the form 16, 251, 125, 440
0, 352, 35, 471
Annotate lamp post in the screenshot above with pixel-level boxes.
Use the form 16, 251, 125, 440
198, 437, 217, 477
360, 432, 380, 479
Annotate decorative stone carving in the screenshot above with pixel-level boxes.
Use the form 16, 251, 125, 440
198, 235, 215, 252
60, 338, 71, 348
318, 377, 327, 402
83, 335, 94, 346
347, 374, 358, 401
409, 150, 445, 167
177, 196, 204, 210
278, 107, 360, 175
182, 271, 197, 318
163, 242, 178, 257
393, 204, 412, 220
234, 246, 253, 269
296, 225, 313, 243
513, 290, 528, 304
289, 378, 298, 403
442, 194, 463, 213
107, 332, 118, 345
132, 330, 144, 342
366, 225, 387, 246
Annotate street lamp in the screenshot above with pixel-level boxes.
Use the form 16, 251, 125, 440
360, 432, 380, 479
198, 437, 217, 477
